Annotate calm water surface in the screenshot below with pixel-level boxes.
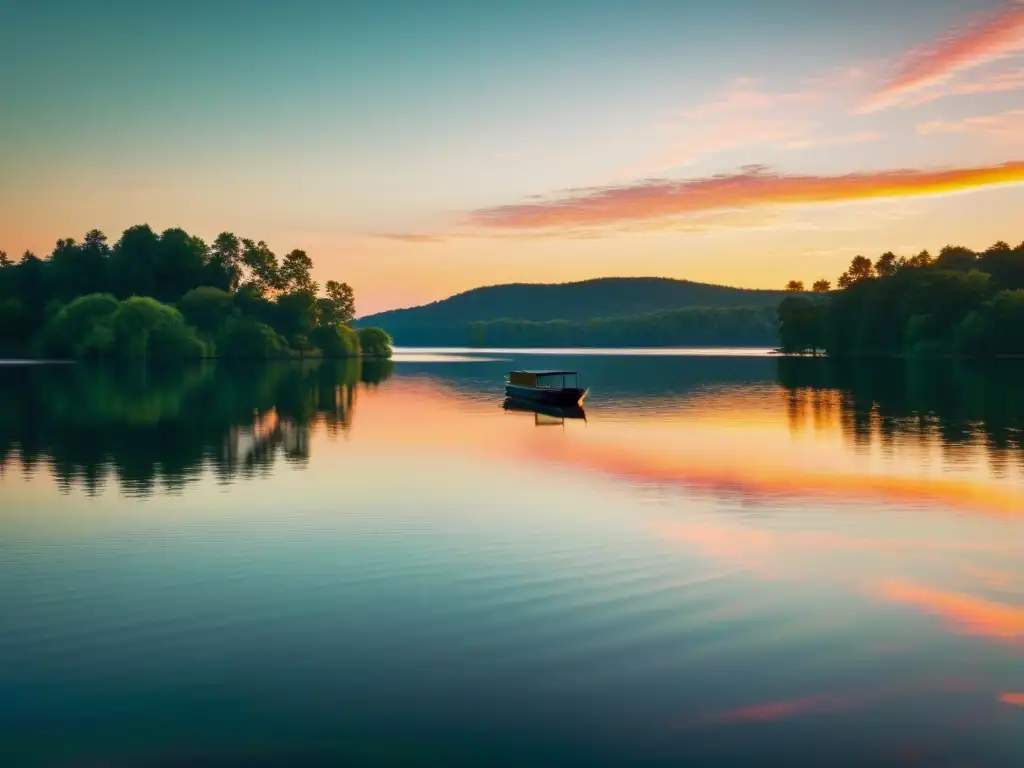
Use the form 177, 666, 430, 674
1, 349, 1023, 766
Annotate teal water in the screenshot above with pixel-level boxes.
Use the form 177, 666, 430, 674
1, 351, 1023, 766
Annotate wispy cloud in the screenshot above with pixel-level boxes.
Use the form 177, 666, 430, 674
959, 564, 1024, 592
861, 1, 1024, 113
918, 107, 1024, 138
639, 68, 870, 171
466, 161, 1024, 232
783, 131, 884, 151
650, 117, 812, 170
376, 233, 448, 244
904, 66, 1024, 107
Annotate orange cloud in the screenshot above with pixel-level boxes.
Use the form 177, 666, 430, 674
1000, 692, 1024, 706
874, 579, 1024, 646
918, 108, 1024, 138
862, 2, 1024, 112
467, 162, 1024, 232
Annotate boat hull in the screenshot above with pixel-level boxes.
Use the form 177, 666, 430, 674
504, 384, 588, 406
502, 397, 586, 420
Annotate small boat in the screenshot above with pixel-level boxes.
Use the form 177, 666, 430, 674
505, 369, 588, 407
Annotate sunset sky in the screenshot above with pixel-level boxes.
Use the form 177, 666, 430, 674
2, 0, 1023, 314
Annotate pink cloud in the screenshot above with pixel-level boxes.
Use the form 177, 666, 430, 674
467, 161, 1024, 232
861, 1, 1024, 113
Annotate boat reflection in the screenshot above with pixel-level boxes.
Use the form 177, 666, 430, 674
502, 397, 587, 425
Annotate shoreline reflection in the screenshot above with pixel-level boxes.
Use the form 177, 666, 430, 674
0, 360, 393, 497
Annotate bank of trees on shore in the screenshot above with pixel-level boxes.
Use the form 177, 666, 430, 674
468, 306, 778, 347
0, 226, 391, 360
779, 240, 1024, 358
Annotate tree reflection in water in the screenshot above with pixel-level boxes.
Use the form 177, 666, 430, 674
778, 357, 1024, 473
0, 359, 393, 497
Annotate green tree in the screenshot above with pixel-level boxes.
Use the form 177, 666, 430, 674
156, 228, 207, 302
874, 251, 898, 278
978, 241, 1024, 290
785, 280, 805, 292
110, 296, 207, 359
274, 289, 319, 341
324, 280, 356, 324
988, 289, 1024, 354
837, 255, 874, 288
935, 245, 977, 271
356, 327, 393, 358
280, 249, 317, 294
16, 251, 48, 331
310, 324, 360, 358
0, 298, 29, 354
953, 310, 990, 358
34, 293, 120, 359
906, 249, 933, 268
179, 286, 236, 335
241, 239, 281, 297
206, 232, 243, 292
777, 296, 824, 355
216, 316, 291, 359
109, 224, 160, 298
811, 279, 831, 293
49, 235, 109, 301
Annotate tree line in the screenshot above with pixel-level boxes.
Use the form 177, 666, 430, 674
778, 240, 1024, 357
0, 225, 392, 359
466, 306, 778, 348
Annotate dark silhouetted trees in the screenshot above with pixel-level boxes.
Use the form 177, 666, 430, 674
781, 240, 1024, 358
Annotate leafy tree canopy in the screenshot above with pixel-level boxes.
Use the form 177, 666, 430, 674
0, 223, 388, 361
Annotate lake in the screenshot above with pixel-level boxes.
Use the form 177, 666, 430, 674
1, 349, 1023, 766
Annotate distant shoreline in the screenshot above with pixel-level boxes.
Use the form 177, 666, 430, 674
391, 346, 775, 357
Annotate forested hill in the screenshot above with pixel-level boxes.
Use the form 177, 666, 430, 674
359, 278, 787, 344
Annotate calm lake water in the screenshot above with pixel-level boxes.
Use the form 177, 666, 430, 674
1, 349, 1023, 766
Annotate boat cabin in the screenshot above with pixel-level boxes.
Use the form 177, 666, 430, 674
507, 370, 580, 389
